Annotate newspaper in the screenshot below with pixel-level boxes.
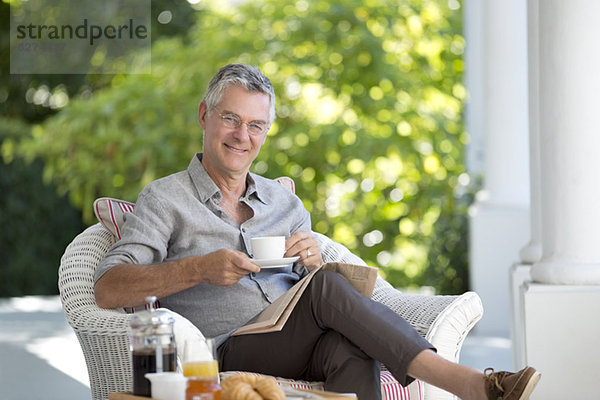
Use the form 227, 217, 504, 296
232, 262, 378, 336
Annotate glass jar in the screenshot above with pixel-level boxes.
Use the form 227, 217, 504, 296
129, 296, 177, 397
183, 339, 222, 400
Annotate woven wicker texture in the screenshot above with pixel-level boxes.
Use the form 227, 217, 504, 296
59, 224, 482, 400
58, 224, 132, 400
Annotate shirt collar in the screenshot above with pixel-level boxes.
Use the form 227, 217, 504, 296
187, 153, 269, 205
246, 173, 270, 205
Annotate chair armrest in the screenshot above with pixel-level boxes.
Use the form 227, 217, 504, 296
59, 224, 132, 334
372, 280, 483, 362
67, 306, 133, 334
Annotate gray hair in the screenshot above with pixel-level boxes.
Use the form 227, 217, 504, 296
203, 64, 276, 124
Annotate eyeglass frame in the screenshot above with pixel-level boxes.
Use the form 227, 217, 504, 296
213, 108, 270, 136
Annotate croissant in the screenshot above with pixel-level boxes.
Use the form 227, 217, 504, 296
252, 377, 285, 400
221, 374, 260, 390
221, 374, 285, 400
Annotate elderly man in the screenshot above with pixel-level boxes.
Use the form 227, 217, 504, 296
94, 64, 539, 400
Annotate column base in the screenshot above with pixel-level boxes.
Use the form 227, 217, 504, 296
531, 259, 600, 284
518, 241, 541, 264
509, 264, 531, 370
521, 282, 600, 399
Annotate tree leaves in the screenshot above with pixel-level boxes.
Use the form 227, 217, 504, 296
14, 0, 473, 294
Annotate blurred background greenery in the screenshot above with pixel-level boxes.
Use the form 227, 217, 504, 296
1, 0, 476, 297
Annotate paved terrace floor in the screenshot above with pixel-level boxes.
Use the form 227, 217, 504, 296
0, 296, 512, 400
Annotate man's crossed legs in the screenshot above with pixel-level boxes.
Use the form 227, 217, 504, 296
218, 270, 540, 400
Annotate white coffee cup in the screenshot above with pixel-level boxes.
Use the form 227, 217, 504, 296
251, 236, 286, 259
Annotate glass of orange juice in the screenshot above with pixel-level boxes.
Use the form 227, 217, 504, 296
183, 339, 221, 400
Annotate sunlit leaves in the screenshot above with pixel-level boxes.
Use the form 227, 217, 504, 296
14, 0, 472, 294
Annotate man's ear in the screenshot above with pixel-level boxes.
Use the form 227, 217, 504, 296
198, 101, 208, 128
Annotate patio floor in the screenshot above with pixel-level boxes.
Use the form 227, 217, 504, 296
0, 295, 512, 400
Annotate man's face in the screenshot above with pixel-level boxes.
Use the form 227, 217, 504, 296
199, 85, 271, 180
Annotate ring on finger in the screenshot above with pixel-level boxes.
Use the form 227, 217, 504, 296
307, 249, 312, 257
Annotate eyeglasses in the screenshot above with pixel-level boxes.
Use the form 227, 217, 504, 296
215, 109, 268, 136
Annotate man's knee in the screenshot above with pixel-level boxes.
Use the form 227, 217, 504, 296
310, 269, 350, 293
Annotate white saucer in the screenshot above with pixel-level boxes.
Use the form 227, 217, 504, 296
252, 256, 300, 268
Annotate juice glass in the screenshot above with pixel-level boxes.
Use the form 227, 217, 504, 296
183, 340, 221, 400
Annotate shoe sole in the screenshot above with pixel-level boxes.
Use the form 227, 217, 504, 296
518, 371, 541, 400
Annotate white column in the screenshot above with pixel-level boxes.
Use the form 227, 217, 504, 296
466, 0, 530, 336
518, 0, 542, 265
510, 0, 542, 371
521, 1, 600, 397
463, 0, 485, 176
530, 0, 600, 284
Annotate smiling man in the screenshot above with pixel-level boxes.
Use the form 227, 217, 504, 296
199, 85, 270, 184
94, 64, 539, 400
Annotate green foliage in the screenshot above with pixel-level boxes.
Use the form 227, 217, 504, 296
13, 0, 472, 294
0, 0, 196, 122
0, 0, 196, 297
0, 118, 85, 296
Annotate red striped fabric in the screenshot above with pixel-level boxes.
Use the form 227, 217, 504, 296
380, 370, 421, 400
275, 176, 295, 194
93, 197, 135, 241
108, 200, 121, 239
118, 202, 135, 213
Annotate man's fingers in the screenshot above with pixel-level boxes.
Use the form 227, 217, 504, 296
228, 250, 260, 273
285, 231, 311, 246
283, 232, 322, 271
203, 249, 260, 286
285, 232, 311, 256
285, 232, 318, 258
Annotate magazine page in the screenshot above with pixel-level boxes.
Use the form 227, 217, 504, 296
321, 262, 378, 298
231, 262, 377, 336
231, 268, 320, 336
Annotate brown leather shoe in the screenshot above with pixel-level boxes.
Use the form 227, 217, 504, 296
484, 366, 541, 400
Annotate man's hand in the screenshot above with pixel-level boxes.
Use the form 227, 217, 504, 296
95, 248, 260, 309
198, 248, 260, 286
285, 231, 323, 272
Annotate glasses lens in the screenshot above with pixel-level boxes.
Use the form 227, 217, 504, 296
219, 111, 266, 135
247, 124, 266, 136
221, 113, 240, 128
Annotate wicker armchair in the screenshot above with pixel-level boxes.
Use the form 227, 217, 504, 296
58, 223, 482, 400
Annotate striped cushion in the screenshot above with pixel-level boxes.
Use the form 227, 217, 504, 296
381, 370, 422, 399
93, 197, 135, 240
93, 197, 143, 312
274, 176, 295, 194
220, 371, 422, 399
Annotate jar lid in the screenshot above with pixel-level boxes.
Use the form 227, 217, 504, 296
129, 296, 175, 329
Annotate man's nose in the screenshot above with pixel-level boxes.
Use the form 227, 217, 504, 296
231, 123, 251, 139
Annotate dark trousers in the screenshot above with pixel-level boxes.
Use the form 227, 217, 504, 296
218, 270, 434, 400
